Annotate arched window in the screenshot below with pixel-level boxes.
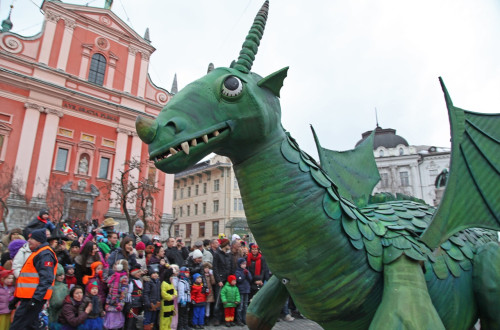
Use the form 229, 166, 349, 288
399, 148, 404, 155
88, 53, 106, 85
379, 149, 384, 157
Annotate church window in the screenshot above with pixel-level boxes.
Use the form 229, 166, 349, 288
88, 53, 106, 86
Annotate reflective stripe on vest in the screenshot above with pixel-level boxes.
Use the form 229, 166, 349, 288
14, 245, 57, 300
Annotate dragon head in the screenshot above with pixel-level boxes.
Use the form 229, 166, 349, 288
136, 0, 288, 173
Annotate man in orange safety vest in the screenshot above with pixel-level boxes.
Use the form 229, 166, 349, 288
10, 228, 58, 329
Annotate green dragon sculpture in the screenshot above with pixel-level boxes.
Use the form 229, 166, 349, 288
136, 2, 500, 329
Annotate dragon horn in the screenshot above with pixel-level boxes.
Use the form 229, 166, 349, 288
232, 0, 269, 73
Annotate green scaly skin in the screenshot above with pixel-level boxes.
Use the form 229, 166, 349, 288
136, 1, 500, 329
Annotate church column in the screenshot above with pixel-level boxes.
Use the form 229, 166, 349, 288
56, 18, 76, 70
39, 10, 60, 65
110, 128, 130, 208
78, 44, 93, 79
123, 46, 138, 93
126, 133, 142, 210
32, 108, 64, 199
136, 52, 149, 98
13, 103, 44, 195
163, 173, 174, 215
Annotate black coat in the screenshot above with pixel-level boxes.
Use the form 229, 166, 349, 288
30, 243, 57, 301
107, 248, 140, 276
143, 277, 162, 307
165, 247, 185, 266
213, 248, 232, 284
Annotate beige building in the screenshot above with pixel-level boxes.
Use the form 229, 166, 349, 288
172, 154, 249, 246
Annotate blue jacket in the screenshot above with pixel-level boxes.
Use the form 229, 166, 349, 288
235, 266, 252, 294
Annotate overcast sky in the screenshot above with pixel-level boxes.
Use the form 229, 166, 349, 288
2, 0, 499, 158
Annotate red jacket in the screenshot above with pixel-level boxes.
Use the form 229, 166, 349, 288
191, 283, 208, 304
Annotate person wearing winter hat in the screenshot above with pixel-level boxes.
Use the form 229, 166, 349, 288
135, 241, 147, 271
191, 272, 209, 329
124, 267, 144, 330
23, 209, 55, 239
177, 267, 191, 330
81, 280, 105, 330
48, 263, 68, 329
0, 269, 15, 329
235, 258, 252, 326
129, 219, 152, 247
82, 261, 106, 304
143, 263, 162, 330
68, 240, 80, 263
212, 238, 232, 325
220, 275, 240, 326
159, 267, 176, 330
10, 228, 58, 329
2, 239, 26, 270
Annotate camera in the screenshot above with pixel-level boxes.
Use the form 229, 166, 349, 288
177, 239, 182, 243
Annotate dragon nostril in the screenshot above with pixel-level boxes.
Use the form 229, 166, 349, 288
165, 117, 188, 134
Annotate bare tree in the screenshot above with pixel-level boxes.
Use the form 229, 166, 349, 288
44, 178, 66, 224
101, 159, 164, 234
0, 166, 27, 232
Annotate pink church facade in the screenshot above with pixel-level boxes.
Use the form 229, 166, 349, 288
0, 1, 174, 233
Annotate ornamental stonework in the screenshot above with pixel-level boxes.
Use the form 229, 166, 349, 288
95, 37, 110, 51
0, 35, 23, 53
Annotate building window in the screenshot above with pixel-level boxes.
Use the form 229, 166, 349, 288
399, 148, 404, 155
187, 205, 190, 216
234, 198, 243, 211
188, 187, 191, 197
400, 171, 409, 187
234, 177, 239, 189
174, 224, 179, 237
214, 179, 220, 192
203, 183, 207, 194
183, 180, 187, 187
221, 168, 225, 177
180, 188, 184, 199
213, 200, 219, 213
199, 175, 202, 183
176, 181, 180, 189
195, 185, 199, 195
379, 149, 384, 157
190, 177, 195, 185
186, 224, 192, 238
202, 202, 206, 214
194, 204, 198, 215
55, 148, 69, 172
174, 190, 177, 200
180, 206, 183, 217
88, 53, 106, 86
98, 157, 110, 179
380, 173, 389, 188
173, 208, 176, 217
212, 221, 219, 236
199, 222, 205, 237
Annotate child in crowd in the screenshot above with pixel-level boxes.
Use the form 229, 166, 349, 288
143, 264, 162, 330
0, 269, 15, 329
191, 273, 209, 329
202, 262, 215, 325
104, 259, 129, 330
177, 267, 191, 330
125, 267, 144, 330
82, 261, 106, 305
235, 258, 252, 326
135, 241, 147, 271
65, 264, 77, 289
221, 275, 240, 327
80, 280, 105, 330
48, 264, 69, 329
170, 264, 180, 330
159, 267, 177, 330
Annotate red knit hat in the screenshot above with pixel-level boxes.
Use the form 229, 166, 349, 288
227, 275, 236, 283
220, 238, 230, 248
86, 280, 99, 293
136, 241, 146, 251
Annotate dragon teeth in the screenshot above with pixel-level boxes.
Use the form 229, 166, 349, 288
202, 135, 208, 143
213, 130, 219, 137
169, 147, 177, 155
181, 142, 190, 155
191, 139, 197, 147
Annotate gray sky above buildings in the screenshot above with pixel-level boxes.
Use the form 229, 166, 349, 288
2, 0, 499, 158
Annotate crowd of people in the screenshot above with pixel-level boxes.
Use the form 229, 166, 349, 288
0, 209, 299, 329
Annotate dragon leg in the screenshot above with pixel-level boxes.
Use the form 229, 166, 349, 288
473, 241, 500, 330
369, 255, 445, 330
246, 275, 289, 330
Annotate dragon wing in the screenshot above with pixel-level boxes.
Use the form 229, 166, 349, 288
311, 125, 380, 207
421, 77, 500, 248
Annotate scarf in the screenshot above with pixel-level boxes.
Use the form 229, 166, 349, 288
37, 216, 47, 224
247, 253, 262, 276
91, 295, 100, 314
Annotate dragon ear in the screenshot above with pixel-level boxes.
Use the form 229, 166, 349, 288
257, 67, 289, 97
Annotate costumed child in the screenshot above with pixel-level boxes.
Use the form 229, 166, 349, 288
202, 262, 215, 325
143, 263, 162, 330
235, 258, 252, 326
104, 259, 129, 330
82, 261, 106, 306
124, 267, 144, 330
177, 267, 191, 330
159, 267, 177, 330
48, 264, 69, 329
191, 273, 209, 329
220, 275, 240, 327
65, 264, 77, 289
80, 280, 105, 329
0, 269, 15, 329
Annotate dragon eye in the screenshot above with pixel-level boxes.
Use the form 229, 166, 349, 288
222, 76, 243, 98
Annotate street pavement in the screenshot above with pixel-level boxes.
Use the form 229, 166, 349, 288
201, 316, 323, 330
